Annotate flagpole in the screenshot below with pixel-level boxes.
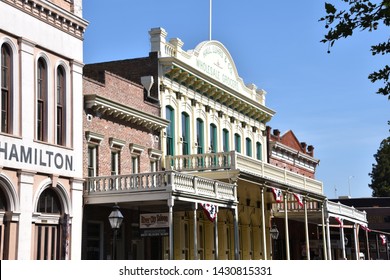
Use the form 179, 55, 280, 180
209, 0, 212, 40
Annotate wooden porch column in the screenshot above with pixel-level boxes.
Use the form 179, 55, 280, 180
326, 216, 332, 260
193, 203, 198, 260
321, 202, 328, 260
304, 198, 310, 260
353, 223, 359, 260
261, 187, 267, 260
283, 193, 290, 260
340, 219, 346, 260
233, 206, 239, 260
168, 196, 174, 260
365, 230, 371, 260
214, 206, 219, 260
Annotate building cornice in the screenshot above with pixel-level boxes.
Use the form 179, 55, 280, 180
3, 0, 88, 39
84, 94, 169, 131
161, 61, 275, 124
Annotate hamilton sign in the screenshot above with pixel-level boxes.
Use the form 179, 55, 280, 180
0, 139, 74, 173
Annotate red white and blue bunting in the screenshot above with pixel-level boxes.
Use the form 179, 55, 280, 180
293, 193, 304, 207
272, 188, 283, 203
200, 203, 217, 222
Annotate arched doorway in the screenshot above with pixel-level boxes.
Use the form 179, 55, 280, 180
33, 186, 69, 260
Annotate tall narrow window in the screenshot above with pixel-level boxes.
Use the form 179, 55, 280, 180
234, 133, 241, 153
222, 129, 230, 152
256, 142, 262, 160
165, 106, 175, 156
246, 137, 252, 157
210, 123, 217, 153
56, 66, 66, 145
181, 112, 190, 155
1, 44, 12, 134
37, 58, 47, 141
196, 118, 204, 154
111, 151, 120, 175
132, 156, 139, 174
87, 146, 97, 177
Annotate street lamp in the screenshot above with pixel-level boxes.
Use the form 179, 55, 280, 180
108, 204, 123, 260
270, 224, 279, 259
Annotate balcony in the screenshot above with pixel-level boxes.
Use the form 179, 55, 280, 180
165, 151, 324, 196
84, 170, 237, 206
326, 200, 367, 224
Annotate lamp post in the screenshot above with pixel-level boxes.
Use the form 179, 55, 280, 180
108, 205, 124, 260
270, 224, 279, 259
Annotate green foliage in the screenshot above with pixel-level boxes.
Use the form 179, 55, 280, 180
369, 136, 390, 197
320, 0, 390, 98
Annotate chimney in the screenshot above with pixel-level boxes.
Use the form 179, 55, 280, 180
300, 142, 307, 153
273, 129, 280, 140
307, 145, 314, 156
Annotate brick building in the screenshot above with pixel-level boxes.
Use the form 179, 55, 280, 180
267, 127, 319, 179
82, 71, 169, 259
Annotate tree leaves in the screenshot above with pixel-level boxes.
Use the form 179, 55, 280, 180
369, 137, 390, 197
320, 0, 390, 98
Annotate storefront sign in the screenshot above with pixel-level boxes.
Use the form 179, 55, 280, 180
140, 213, 169, 229
0, 140, 73, 171
140, 213, 169, 237
195, 43, 240, 91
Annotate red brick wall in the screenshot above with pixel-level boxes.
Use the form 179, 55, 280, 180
83, 72, 162, 177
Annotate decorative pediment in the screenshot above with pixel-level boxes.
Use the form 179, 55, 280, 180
85, 131, 104, 144
85, 94, 170, 131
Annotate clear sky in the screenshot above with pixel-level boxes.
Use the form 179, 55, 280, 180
83, 0, 389, 199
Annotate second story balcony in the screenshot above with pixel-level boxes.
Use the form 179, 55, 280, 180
165, 151, 324, 196
84, 170, 237, 206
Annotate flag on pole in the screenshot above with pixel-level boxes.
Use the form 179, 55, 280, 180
200, 203, 217, 222
379, 234, 387, 245
272, 188, 283, 202
293, 193, 304, 207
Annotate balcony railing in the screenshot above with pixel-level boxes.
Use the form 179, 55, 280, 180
326, 200, 367, 224
165, 151, 323, 195
84, 170, 237, 204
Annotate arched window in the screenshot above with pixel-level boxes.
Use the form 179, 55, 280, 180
256, 142, 262, 160
222, 129, 230, 152
246, 137, 252, 157
37, 58, 48, 141
181, 112, 190, 155
165, 106, 175, 156
0, 187, 7, 211
56, 66, 66, 145
234, 133, 241, 153
37, 188, 61, 214
196, 118, 204, 154
1, 43, 12, 134
210, 123, 217, 153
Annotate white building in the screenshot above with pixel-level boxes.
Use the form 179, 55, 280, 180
0, 0, 87, 259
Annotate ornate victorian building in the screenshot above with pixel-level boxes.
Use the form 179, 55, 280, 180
0, 0, 87, 259
81, 28, 368, 260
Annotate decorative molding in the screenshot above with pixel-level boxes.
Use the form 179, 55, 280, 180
85, 131, 104, 144
129, 143, 144, 154
148, 148, 162, 160
109, 137, 126, 150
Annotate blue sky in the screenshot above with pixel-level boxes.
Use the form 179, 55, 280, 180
83, 0, 389, 199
